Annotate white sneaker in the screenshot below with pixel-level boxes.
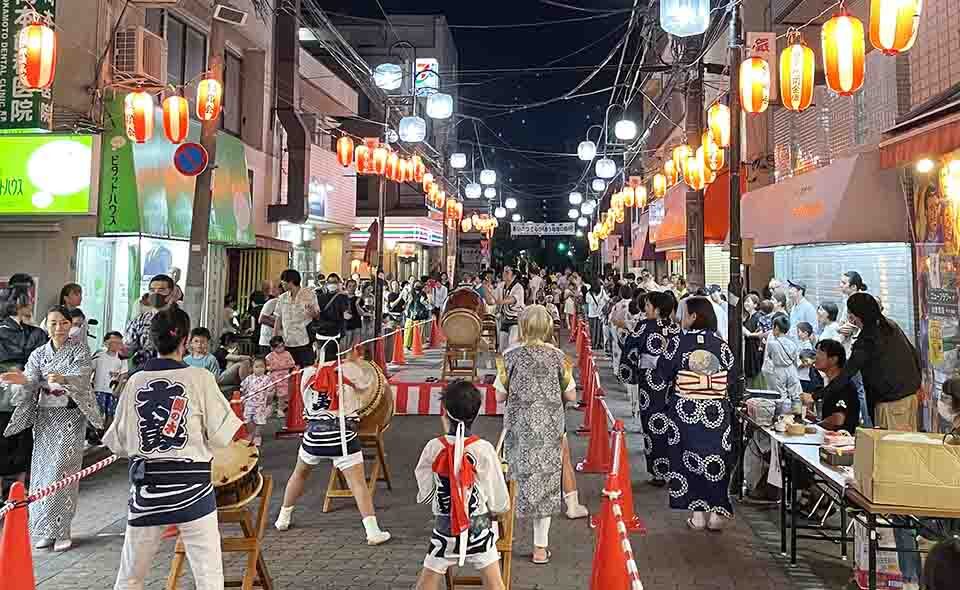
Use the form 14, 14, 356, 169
53, 539, 73, 552
35, 538, 54, 549
366, 530, 391, 546
275, 506, 294, 531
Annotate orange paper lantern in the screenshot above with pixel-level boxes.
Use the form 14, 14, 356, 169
355, 144, 372, 174
421, 171, 434, 192
636, 186, 648, 208
386, 151, 400, 180
653, 173, 667, 198
412, 155, 426, 183
740, 57, 770, 114
707, 103, 730, 148
664, 159, 678, 186
336, 136, 354, 167
779, 33, 816, 112
869, 0, 922, 55
196, 77, 223, 121
702, 132, 725, 172
162, 95, 189, 144
124, 91, 154, 144
372, 147, 389, 176
17, 22, 56, 90
623, 187, 636, 208
684, 155, 705, 190
672, 145, 691, 175
822, 11, 866, 96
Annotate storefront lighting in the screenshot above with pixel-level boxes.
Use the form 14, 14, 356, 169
505, 197, 518, 210
465, 183, 482, 199
484, 187, 497, 199
614, 119, 637, 141
399, 116, 427, 142
869, 0, 922, 55
373, 63, 403, 91
941, 159, 960, 201
595, 157, 617, 179
591, 178, 606, 192
653, 173, 668, 198
569, 191, 583, 205
17, 21, 56, 90
196, 77, 223, 121
450, 152, 467, 169
915, 158, 935, 174
660, 0, 710, 37
480, 169, 497, 185
426, 92, 454, 119
780, 32, 816, 112
124, 91, 154, 144
707, 103, 731, 147
578, 140, 597, 161
336, 136, 354, 167
162, 96, 189, 144
511, 213, 521, 222
568, 208, 579, 219
822, 10, 866, 96
740, 57, 771, 114
494, 206, 507, 218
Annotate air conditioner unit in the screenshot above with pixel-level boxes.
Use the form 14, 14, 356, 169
114, 27, 167, 85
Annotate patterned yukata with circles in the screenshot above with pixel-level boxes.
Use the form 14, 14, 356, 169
652, 329, 736, 517
617, 318, 681, 480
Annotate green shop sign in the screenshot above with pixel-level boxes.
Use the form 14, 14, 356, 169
0, 0, 55, 132
99, 97, 254, 245
0, 134, 94, 214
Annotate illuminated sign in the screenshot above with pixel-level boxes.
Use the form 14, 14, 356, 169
0, 134, 96, 215
414, 58, 440, 96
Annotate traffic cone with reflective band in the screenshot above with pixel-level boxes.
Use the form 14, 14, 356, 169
590, 486, 644, 590
0, 482, 34, 590
390, 329, 406, 365
230, 392, 249, 441
430, 316, 446, 348
593, 421, 646, 533
411, 322, 425, 357
577, 395, 611, 473
277, 371, 306, 438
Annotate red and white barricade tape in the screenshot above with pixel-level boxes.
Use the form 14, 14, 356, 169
392, 382, 503, 416
0, 454, 118, 521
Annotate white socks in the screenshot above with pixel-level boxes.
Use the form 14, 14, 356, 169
362, 515, 391, 545
564, 491, 589, 519
275, 505, 295, 531
533, 516, 551, 548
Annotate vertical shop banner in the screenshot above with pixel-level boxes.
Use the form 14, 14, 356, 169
0, 0, 55, 132
746, 32, 777, 101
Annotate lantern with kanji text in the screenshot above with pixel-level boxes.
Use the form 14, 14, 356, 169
412, 155, 426, 183
372, 146, 389, 176
653, 173, 667, 198
387, 152, 401, 180
196, 77, 223, 121
684, 155, 705, 190
672, 145, 691, 175
162, 95, 189, 144
707, 103, 730, 147
124, 91, 154, 144
780, 31, 815, 112
664, 158, 678, 186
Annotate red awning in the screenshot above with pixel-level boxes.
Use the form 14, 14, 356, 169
741, 151, 909, 248
879, 110, 960, 169
651, 169, 736, 252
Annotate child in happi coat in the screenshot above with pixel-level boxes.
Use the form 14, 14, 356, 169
266, 336, 296, 418
415, 380, 510, 590
240, 357, 274, 446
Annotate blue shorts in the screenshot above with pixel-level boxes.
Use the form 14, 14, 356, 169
96, 391, 117, 419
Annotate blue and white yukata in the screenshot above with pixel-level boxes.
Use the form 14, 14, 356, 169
617, 318, 681, 480
653, 329, 736, 517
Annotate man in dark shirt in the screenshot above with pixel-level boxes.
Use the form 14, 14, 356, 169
803, 339, 860, 433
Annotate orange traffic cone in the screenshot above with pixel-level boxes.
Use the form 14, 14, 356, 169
277, 372, 305, 438
373, 338, 387, 373
230, 392, 249, 441
576, 363, 595, 433
411, 322, 425, 357
611, 421, 645, 533
577, 395, 611, 473
589, 487, 631, 590
569, 313, 578, 343
390, 330, 406, 365
430, 316, 446, 348
0, 482, 35, 590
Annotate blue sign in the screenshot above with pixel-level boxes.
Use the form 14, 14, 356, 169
173, 142, 209, 177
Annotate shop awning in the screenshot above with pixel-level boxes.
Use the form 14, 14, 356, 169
741, 151, 909, 248
879, 84, 960, 169
651, 169, 735, 252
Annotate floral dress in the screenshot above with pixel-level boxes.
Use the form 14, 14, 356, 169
494, 343, 574, 518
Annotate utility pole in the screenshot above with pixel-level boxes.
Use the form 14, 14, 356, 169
727, 5, 744, 399
184, 10, 226, 327
373, 103, 391, 342
684, 40, 706, 292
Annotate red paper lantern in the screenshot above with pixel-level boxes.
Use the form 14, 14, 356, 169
822, 11, 866, 96
401, 159, 415, 183
355, 144, 372, 174
386, 152, 400, 180
412, 156, 426, 183
421, 172, 434, 192
372, 146, 389, 176
17, 22, 56, 90
196, 77, 223, 121
124, 91, 154, 144
869, 0, 921, 55
162, 96, 189, 144
336, 136, 354, 167
739, 57, 770, 114
664, 159, 678, 186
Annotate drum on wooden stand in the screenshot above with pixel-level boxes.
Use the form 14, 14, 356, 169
353, 358, 394, 434
441, 287, 485, 348
212, 439, 262, 509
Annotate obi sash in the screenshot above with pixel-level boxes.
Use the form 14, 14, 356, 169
676, 369, 728, 399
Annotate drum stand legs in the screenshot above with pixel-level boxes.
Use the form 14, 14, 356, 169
167, 475, 274, 590
442, 344, 480, 381
322, 425, 393, 513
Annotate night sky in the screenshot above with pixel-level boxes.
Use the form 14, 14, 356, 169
337, 0, 636, 268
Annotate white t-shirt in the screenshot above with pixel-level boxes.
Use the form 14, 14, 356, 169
502, 282, 525, 320
92, 350, 125, 393
258, 297, 280, 347
276, 288, 315, 348
586, 290, 608, 318
529, 275, 543, 301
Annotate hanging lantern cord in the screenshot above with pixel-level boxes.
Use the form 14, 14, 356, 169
775, 1, 842, 39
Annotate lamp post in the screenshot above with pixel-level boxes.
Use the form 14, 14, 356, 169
727, 3, 744, 404
684, 40, 706, 291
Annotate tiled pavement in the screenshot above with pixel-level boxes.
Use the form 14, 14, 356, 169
25, 338, 853, 589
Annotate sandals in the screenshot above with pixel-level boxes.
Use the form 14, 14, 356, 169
686, 517, 706, 531
531, 548, 552, 564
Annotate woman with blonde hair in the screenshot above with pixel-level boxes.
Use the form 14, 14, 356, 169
494, 305, 588, 565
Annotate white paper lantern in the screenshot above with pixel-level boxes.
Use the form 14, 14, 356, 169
577, 140, 597, 161
398, 116, 426, 143
591, 178, 606, 192
577, 217, 588, 227
494, 206, 507, 218
568, 208, 579, 219
580, 201, 594, 215
660, 0, 710, 38
426, 92, 453, 119
576, 229, 584, 237
595, 157, 617, 179
505, 197, 518, 210
484, 187, 497, 199
614, 119, 637, 141
465, 182, 482, 199
569, 191, 583, 205
511, 213, 521, 222
373, 63, 402, 91
450, 152, 467, 169
480, 169, 497, 185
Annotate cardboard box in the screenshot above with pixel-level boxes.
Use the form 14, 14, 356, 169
853, 429, 960, 508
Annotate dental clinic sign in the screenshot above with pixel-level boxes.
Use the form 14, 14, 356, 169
0, 0, 55, 132
510, 222, 575, 236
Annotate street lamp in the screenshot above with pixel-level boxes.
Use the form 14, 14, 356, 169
591, 178, 606, 192
505, 197, 517, 209
614, 118, 637, 141
569, 191, 583, 205
577, 140, 597, 161
567, 208, 579, 219
450, 152, 467, 168
373, 63, 402, 90
480, 169, 497, 185
465, 182, 482, 199
511, 213, 521, 222
484, 187, 497, 199
494, 206, 507, 218
577, 217, 588, 227
426, 92, 454, 119
595, 157, 617, 179
660, 0, 710, 37
399, 115, 426, 142
580, 201, 594, 216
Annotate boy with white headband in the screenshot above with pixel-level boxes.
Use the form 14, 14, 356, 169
414, 380, 510, 590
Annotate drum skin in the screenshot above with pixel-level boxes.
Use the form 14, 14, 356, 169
212, 439, 261, 509
353, 359, 394, 433
442, 287, 484, 348
443, 287, 484, 317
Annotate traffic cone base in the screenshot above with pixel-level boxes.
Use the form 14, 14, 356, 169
0, 482, 35, 590
411, 323, 425, 357
589, 489, 631, 590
